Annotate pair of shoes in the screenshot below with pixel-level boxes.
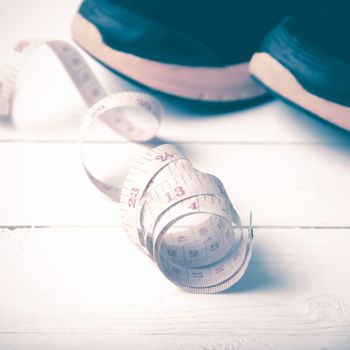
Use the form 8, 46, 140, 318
71, 0, 350, 130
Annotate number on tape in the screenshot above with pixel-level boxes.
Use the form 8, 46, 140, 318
0, 39, 254, 293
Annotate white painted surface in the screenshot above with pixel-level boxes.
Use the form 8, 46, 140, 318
0, 228, 350, 350
1, 1, 350, 349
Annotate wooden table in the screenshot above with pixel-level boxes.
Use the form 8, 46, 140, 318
1, 1, 350, 349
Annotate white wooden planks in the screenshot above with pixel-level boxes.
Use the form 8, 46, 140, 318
0, 15, 349, 144
0, 227, 349, 350
1, 0, 350, 349
0, 142, 349, 227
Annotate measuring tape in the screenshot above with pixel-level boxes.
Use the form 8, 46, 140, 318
0, 39, 253, 293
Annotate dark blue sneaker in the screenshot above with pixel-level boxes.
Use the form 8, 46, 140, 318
72, 0, 345, 103
250, 2, 350, 131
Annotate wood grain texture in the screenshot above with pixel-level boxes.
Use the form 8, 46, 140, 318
0, 142, 349, 227
1, 0, 350, 349
0, 227, 349, 350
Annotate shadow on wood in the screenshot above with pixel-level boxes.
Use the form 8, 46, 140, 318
222, 246, 287, 294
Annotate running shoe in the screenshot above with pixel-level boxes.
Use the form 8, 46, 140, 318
250, 2, 350, 130
72, 0, 340, 103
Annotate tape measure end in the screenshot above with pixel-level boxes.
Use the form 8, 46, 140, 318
249, 211, 254, 240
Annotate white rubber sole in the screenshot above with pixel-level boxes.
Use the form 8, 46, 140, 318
250, 52, 350, 131
71, 14, 266, 102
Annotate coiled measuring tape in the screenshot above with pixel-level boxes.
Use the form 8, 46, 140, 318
0, 39, 253, 293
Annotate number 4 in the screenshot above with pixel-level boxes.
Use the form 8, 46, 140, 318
189, 202, 198, 210
155, 152, 174, 162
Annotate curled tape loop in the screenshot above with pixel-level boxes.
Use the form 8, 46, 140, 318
0, 39, 253, 293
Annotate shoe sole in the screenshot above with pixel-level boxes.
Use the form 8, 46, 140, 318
71, 14, 266, 102
250, 52, 350, 131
